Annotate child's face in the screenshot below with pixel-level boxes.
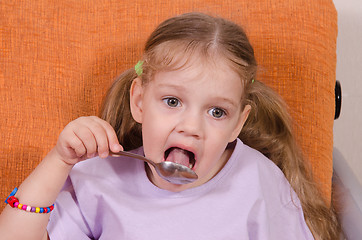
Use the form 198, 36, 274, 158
130, 62, 250, 191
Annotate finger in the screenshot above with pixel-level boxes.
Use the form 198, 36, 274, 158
80, 116, 116, 158
90, 116, 123, 154
81, 117, 111, 158
57, 124, 87, 160
72, 123, 98, 158
67, 133, 87, 158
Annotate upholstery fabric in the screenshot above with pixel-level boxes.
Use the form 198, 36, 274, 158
0, 0, 337, 210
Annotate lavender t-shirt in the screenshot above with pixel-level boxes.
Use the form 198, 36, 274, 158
47, 139, 314, 239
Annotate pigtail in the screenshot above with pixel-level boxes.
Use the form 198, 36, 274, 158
239, 80, 341, 240
99, 69, 142, 150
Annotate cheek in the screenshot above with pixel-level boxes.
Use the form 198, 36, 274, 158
140, 110, 171, 153
206, 136, 230, 157
203, 126, 232, 153
207, 119, 240, 142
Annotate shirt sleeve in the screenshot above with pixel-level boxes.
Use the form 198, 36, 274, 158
268, 199, 315, 239
47, 177, 93, 240
246, 197, 314, 240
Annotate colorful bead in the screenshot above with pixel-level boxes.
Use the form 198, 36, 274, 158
4, 188, 18, 204
5, 187, 55, 214
6, 196, 18, 207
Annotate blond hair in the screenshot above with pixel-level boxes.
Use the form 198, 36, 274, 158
100, 12, 340, 239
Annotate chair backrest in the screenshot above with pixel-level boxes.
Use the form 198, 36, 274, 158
0, 0, 337, 209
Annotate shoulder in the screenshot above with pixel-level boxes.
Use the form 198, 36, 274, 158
229, 140, 313, 239
230, 139, 301, 209
231, 139, 287, 185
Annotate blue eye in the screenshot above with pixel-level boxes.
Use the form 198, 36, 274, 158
208, 107, 226, 119
163, 97, 180, 107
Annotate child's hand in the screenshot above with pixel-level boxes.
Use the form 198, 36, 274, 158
54, 116, 123, 165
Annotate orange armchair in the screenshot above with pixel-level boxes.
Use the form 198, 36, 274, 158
0, 0, 337, 209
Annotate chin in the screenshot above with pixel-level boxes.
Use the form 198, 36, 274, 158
155, 177, 200, 192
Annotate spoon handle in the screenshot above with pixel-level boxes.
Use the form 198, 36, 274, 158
110, 151, 155, 167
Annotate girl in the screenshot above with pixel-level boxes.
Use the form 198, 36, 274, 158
0, 12, 340, 239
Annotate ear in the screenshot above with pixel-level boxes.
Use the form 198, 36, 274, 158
130, 78, 144, 123
229, 105, 251, 142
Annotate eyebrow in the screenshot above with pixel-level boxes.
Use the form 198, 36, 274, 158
157, 83, 186, 91
211, 96, 240, 109
157, 83, 240, 108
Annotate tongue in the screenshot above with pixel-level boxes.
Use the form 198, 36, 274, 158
165, 148, 190, 167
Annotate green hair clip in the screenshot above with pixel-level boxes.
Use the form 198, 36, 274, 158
135, 60, 144, 76
251, 79, 255, 83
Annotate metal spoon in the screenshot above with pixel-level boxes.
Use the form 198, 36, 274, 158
110, 150, 198, 184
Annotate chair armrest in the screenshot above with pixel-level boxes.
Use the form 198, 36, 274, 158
333, 148, 362, 239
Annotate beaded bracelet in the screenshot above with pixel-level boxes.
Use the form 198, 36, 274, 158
5, 188, 55, 213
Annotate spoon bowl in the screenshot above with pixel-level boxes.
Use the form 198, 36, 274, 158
110, 150, 198, 184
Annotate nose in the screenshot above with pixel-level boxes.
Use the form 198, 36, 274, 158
175, 110, 203, 139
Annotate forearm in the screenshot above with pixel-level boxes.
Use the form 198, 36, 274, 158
0, 116, 122, 239
0, 148, 73, 240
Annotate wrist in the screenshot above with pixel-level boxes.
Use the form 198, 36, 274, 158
5, 188, 55, 214
13, 148, 74, 207
47, 147, 77, 168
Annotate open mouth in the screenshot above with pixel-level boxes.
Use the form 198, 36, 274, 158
164, 147, 196, 169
